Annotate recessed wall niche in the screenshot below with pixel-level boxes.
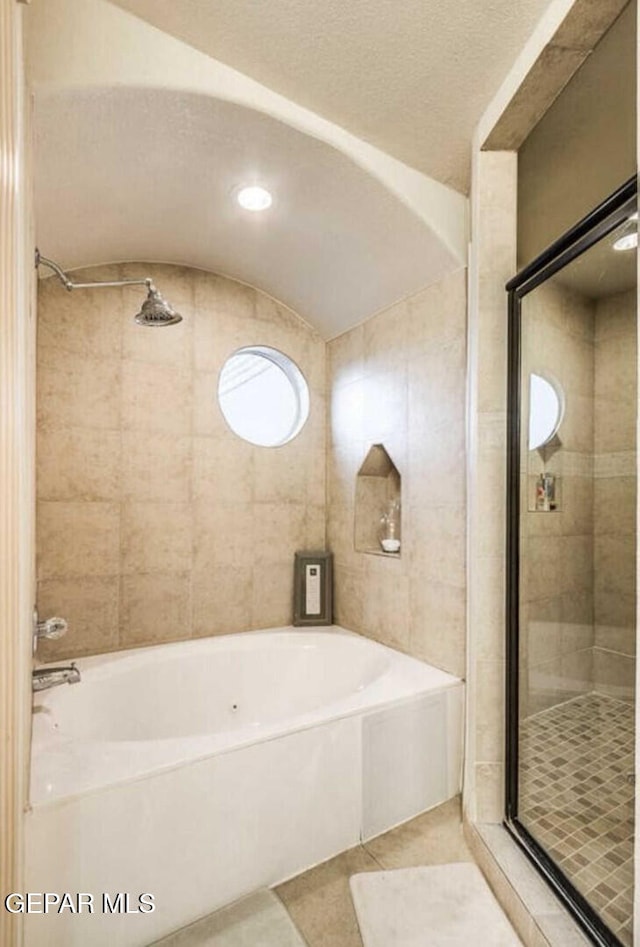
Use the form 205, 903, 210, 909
354, 444, 402, 557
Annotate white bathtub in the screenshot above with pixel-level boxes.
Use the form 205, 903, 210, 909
25, 626, 463, 946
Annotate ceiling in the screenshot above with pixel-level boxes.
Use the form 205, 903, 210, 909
34, 87, 458, 339
108, 0, 555, 193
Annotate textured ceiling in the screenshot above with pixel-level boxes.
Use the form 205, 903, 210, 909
35, 87, 459, 339
108, 0, 554, 192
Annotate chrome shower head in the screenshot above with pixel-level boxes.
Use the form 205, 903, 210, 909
134, 287, 182, 327
35, 251, 183, 328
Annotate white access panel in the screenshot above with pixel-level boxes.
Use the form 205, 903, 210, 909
361, 692, 448, 841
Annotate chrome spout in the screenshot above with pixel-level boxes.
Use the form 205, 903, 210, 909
32, 664, 81, 692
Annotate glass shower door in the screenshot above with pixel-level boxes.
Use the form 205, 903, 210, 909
506, 179, 637, 947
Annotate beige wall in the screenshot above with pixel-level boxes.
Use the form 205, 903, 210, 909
519, 279, 595, 716
515, 282, 638, 717
465, 150, 517, 823
326, 268, 467, 677
38, 261, 468, 678
36, 264, 325, 660
594, 288, 637, 701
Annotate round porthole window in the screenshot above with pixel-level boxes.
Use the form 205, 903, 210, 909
529, 372, 564, 451
218, 346, 310, 447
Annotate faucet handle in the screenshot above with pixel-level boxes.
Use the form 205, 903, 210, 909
34, 612, 68, 640
38, 617, 68, 639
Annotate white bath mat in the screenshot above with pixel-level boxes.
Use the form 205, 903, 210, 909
151, 889, 306, 947
350, 863, 522, 947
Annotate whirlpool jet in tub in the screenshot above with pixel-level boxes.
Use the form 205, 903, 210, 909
26, 625, 464, 947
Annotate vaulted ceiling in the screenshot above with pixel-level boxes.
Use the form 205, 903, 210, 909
109, 0, 555, 192
34, 87, 458, 339
27, 0, 558, 337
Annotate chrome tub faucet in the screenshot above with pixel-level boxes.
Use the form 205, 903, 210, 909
32, 664, 81, 692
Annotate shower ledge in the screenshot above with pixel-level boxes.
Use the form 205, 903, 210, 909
464, 821, 591, 947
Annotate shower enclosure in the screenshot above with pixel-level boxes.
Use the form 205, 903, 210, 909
506, 177, 637, 947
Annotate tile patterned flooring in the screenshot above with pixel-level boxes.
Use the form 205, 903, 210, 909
520, 692, 635, 947
276, 797, 473, 947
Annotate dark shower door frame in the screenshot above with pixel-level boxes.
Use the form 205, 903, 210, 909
504, 174, 638, 947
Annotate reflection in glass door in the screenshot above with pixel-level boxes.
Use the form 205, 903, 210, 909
506, 179, 637, 947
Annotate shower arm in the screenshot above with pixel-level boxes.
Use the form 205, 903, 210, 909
35, 249, 156, 293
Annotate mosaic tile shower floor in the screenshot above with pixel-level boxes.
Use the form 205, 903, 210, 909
520, 692, 634, 946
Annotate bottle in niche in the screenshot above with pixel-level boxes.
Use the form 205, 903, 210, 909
379, 498, 401, 553
535, 472, 556, 512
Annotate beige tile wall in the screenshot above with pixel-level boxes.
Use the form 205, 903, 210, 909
593, 288, 637, 701
326, 268, 467, 677
519, 278, 596, 716
36, 264, 326, 660
518, 283, 637, 713
466, 150, 518, 823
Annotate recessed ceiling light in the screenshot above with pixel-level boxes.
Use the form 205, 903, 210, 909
613, 232, 638, 252
237, 186, 272, 212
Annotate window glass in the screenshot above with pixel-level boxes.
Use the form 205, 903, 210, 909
218, 346, 309, 447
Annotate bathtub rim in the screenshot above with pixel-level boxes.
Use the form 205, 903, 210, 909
30, 624, 464, 809
33, 623, 459, 678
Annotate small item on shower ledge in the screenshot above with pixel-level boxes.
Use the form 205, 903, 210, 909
535, 472, 556, 512
379, 498, 401, 553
